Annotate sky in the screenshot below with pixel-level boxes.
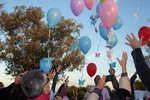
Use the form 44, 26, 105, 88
0, 0, 150, 89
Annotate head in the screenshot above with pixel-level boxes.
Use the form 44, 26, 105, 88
21, 70, 48, 99
0, 81, 4, 89
94, 75, 101, 86
112, 89, 131, 100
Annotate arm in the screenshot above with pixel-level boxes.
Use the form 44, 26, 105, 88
130, 72, 137, 97
117, 52, 131, 93
109, 64, 119, 90
125, 33, 150, 92
132, 48, 150, 92
87, 75, 106, 100
51, 65, 62, 93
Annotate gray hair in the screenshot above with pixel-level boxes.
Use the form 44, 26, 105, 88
21, 70, 47, 98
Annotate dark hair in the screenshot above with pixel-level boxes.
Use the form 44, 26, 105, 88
94, 75, 100, 86
9, 84, 27, 100
0, 82, 4, 88
111, 89, 131, 100
57, 84, 65, 95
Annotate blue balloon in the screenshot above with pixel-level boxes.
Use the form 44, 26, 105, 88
99, 25, 108, 40
79, 36, 91, 54
113, 16, 123, 30
46, 8, 62, 28
40, 58, 52, 74
109, 34, 118, 48
96, 3, 100, 14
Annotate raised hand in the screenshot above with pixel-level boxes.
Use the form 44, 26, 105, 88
117, 52, 128, 73
125, 33, 142, 49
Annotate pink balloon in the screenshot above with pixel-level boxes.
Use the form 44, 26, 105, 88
84, 0, 95, 10
70, 0, 84, 16
99, 0, 118, 29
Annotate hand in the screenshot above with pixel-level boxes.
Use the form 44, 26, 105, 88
96, 75, 106, 90
48, 70, 56, 80
109, 64, 115, 75
125, 33, 142, 49
65, 76, 69, 86
57, 65, 62, 72
15, 71, 28, 85
117, 52, 128, 73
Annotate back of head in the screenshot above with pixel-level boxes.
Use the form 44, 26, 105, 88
21, 70, 47, 99
94, 75, 100, 86
111, 89, 131, 100
0, 81, 4, 89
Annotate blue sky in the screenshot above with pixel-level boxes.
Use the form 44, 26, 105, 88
0, 0, 150, 89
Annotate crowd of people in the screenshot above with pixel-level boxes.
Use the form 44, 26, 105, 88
0, 33, 150, 100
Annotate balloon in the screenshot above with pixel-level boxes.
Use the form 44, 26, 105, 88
99, 0, 118, 29
99, 25, 108, 40
46, 8, 61, 28
108, 34, 118, 48
79, 36, 91, 54
113, 16, 123, 30
99, 22, 103, 28
138, 26, 150, 45
87, 63, 97, 77
85, 0, 95, 10
96, 3, 100, 14
70, 0, 84, 16
40, 58, 52, 74
114, 0, 119, 4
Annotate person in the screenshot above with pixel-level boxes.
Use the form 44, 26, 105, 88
87, 52, 132, 100
130, 71, 137, 99
108, 64, 119, 90
83, 85, 93, 100
55, 76, 69, 100
21, 69, 55, 100
125, 32, 150, 99
0, 71, 27, 100
94, 75, 110, 100
50, 65, 62, 100
0, 81, 4, 89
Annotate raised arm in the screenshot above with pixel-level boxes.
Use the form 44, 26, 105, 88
125, 33, 150, 92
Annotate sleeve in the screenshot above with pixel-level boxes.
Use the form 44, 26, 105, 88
51, 72, 59, 93
0, 83, 15, 99
58, 85, 68, 98
131, 48, 150, 92
104, 88, 110, 100
119, 76, 131, 94
130, 73, 137, 96
111, 75, 119, 90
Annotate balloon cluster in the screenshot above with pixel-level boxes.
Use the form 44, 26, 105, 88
98, 0, 123, 49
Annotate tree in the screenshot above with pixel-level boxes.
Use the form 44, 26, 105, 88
135, 80, 145, 90
68, 85, 78, 100
0, 4, 85, 77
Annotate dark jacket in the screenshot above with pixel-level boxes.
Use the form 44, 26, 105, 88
131, 48, 150, 92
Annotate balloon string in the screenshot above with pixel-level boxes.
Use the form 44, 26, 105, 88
48, 29, 51, 68
81, 69, 83, 80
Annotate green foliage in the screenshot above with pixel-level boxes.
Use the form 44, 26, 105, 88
135, 80, 145, 90
0, 5, 85, 77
